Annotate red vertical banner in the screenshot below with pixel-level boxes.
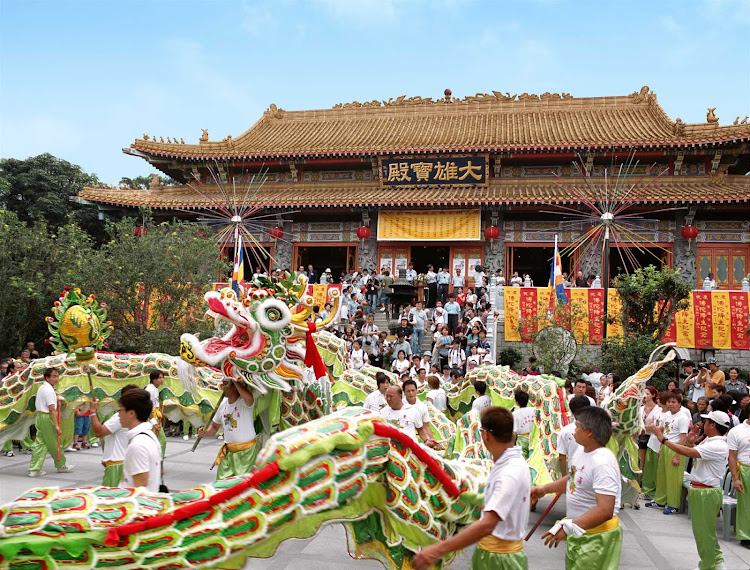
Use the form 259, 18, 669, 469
519, 288, 538, 342
729, 292, 750, 350
588, 288, 605, 345
693, 291, 713, 349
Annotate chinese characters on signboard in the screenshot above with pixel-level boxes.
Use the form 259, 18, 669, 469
380, 156, 488, 187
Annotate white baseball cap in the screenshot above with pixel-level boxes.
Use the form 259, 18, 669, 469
700, 410, 730, 428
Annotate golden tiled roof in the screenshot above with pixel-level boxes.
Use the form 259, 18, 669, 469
79, 174, 750, 209
130, 87, 750, 160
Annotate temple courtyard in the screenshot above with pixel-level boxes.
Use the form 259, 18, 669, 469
1, 436, 748, 570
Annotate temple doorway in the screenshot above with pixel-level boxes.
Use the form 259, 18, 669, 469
294, 244, 356, 283
409, 245, 450, 273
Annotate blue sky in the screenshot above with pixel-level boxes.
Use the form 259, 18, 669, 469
1, 0, 749, 183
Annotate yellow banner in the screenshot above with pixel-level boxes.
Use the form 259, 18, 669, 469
504, 287, 521, 341
607, 289, 623, 338
711, 291, 731, 349
536, 288, 552, 331
378, 209, 481, 241
570, 289, 589, 343
675, 295, 695, 348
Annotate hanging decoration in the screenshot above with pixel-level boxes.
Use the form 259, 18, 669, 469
269, 226, 284, 240
484, 225, 500, 244
681, 224, 698, 246
356, 226, 371, 240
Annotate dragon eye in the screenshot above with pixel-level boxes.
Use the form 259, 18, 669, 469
267, 308, 281, 321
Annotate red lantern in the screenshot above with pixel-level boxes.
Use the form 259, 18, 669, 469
681, 225, 698, 241
269, 226, 284, 240
484, 225, 500, 241
356, 226, 371, 240
134, 225, 147, 237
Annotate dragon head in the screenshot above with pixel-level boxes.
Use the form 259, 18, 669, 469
179, 273, 341, 394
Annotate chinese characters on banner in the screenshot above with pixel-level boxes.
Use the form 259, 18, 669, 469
305, 284, 343, 310
693, 291, 713, 349
504, 289, 750, 350
519, 288, 537, 341
380, 156, 488, 187
607, 289, 623, 339
729, 292, 750, 350
588, 289, 605, 344
504, 287, 521, 342
378, 210, 481, 241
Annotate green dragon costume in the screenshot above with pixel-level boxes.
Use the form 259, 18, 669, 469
0, 274, 676, 569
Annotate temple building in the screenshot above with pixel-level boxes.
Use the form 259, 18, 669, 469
79, 86, 750, 289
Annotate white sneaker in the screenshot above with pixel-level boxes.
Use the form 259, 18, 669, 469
379, 307, 386, 312
217, 434, 224, 440
91, 442, 99, 448
182, 435, 189, 441
57, 464, 75, 473
29, 470, 46, 477
65, 446, 77, 452
5, 450, 14, 457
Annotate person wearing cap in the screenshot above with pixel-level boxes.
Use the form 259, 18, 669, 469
650, 410, 730, 569
197, 378, 257, 480
698, 358, 725, 400
419, 350, 433, 371
320, 268, 332, 285
390, 331, 412, 365
728, 406, 750, 550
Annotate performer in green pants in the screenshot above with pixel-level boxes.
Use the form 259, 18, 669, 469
90, 384, 139, 486
652, 410, 730, 569
728, 412, 750, 549
531, 407, 622, 570
412, 407, 531, 570
145, 370, 167, 458
29, 368, 74, 476
198, 379, 259, 480
646, 391, 688, 514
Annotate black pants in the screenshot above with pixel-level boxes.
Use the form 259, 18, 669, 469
438, 284, 449, 305
447, 314, 458, 335
427, 283, 437, 308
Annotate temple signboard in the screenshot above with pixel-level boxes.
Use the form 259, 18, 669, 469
379, 155, 489, 187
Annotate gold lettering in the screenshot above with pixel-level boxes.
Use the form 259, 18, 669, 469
458, 160, 483, 181
410, 162, 433, 182
434, 161, 458, 180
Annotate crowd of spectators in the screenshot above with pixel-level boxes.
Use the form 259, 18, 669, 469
293, 264, 501, 384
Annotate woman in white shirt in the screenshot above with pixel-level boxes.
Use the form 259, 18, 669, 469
391, 350, 410, 375
349, 339, 368, 371
426, 375, 448, 412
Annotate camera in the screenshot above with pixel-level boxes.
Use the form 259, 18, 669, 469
698, 362, 707, 369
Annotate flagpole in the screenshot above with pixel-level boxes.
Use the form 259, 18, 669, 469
602, 223, 610, 340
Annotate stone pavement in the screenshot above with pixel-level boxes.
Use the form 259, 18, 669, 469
2, 438, 749, 569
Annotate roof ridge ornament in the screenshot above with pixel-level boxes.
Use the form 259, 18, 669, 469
627, 86, 655, 104
706, 108, 719, 124
331, 90, 575, 109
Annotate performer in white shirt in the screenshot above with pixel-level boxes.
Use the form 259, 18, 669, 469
119, 388, 162, 492
413, 406, 531, 570
89, 384, 139, 487
511, 389, 535, 460
532, 407, 622, 569
646, 391, 689, 514
567, 378, 596, 406
145, 370, 167, 459
728, 411, 750, 549
349, 339, 368, 371
557, 395, 591, 475
472, 380, 492, 413
363, 373, 390, 412
402, 380, 433, 443
29, 368, 74, 477
379, 386, 435, 447
652, 410, 731, 568
425, 375, 447, 412
198, 378, 257, 479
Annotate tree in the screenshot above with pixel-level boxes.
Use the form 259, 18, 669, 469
602, 266, 691, 385
119, 175, 180, 189
82, 217, 227, 354
0, 154, 101, 237
0, 210, 94, 356
611, 266, 692, 340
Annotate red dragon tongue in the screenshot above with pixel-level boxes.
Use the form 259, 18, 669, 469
207, 296, 228, 317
